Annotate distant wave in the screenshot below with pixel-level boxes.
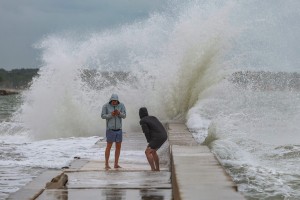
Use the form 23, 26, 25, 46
229, 71, 300, 91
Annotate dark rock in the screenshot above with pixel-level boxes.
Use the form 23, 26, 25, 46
45, 173, 68, 189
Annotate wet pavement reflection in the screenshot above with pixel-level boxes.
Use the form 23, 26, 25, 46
37, 188, 172, 200
103, 188, 124, 200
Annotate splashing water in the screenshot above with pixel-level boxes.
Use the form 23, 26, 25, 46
12, 1, 235, 139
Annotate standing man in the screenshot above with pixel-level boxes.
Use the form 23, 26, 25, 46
101, 94, 126, 170
139, 107, 168, 171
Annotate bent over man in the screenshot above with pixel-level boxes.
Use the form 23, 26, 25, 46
139, 107, 167, 171
101, 94, 126, 170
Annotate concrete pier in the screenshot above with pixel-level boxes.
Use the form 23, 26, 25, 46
8, 123, 245, 199
168, 123, 245, 200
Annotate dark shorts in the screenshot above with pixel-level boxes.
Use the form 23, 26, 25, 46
148, 138, 167, 150
106, 129, 122, 143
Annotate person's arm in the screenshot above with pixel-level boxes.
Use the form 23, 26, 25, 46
140, 121, 151, 142
101, 104, 112, 119
118, 103, 126, 119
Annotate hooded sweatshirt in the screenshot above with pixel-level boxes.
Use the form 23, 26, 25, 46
139, 107, 167, 143
101, 94, 126, 130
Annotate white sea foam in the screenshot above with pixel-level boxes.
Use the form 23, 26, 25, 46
0, 135, 100, 199
187, 80, 300, 198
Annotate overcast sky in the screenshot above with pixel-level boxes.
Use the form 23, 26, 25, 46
0, 0, 166, 70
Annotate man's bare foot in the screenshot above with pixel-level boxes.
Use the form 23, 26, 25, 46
114, 165, 122, 169
105, 165, 111, 170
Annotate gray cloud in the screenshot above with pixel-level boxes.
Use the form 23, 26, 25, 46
0, 0, 166, 69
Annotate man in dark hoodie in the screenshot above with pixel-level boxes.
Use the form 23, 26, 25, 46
139, 107, 168, 171
101, 94, 126, 170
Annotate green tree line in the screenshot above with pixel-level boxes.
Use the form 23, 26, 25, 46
0, 68, 39, 89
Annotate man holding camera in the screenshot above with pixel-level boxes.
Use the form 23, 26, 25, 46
101, 94, 126, 170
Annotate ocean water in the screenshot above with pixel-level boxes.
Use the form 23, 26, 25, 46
1, 0, 300, 199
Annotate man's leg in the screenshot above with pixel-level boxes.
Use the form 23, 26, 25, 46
114, 142, 122, 168
145, 147, 156, 171
105, 142, 113, 169
152, 150, 160, 171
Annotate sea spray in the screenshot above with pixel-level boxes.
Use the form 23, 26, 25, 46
14, 1, 235, 139
162, 2, 236, 118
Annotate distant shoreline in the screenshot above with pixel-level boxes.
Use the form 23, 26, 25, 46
0, 68, 38, 90
0, 88, 21, 95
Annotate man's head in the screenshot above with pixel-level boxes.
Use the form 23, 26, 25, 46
109, 94, 119, 105
111, 100, 118, 106
139, 107, 149, 119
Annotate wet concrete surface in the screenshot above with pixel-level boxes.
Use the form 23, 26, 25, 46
7, 170, 61, 200
37, 188, 172, 200
35, 130, 172, 200
66, 171, 171, 189
168, 123, 245, 200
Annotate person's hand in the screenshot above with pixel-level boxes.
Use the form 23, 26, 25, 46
111, 110, 120, 116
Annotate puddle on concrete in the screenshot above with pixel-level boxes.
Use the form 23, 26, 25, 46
37, 188, 172, 200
